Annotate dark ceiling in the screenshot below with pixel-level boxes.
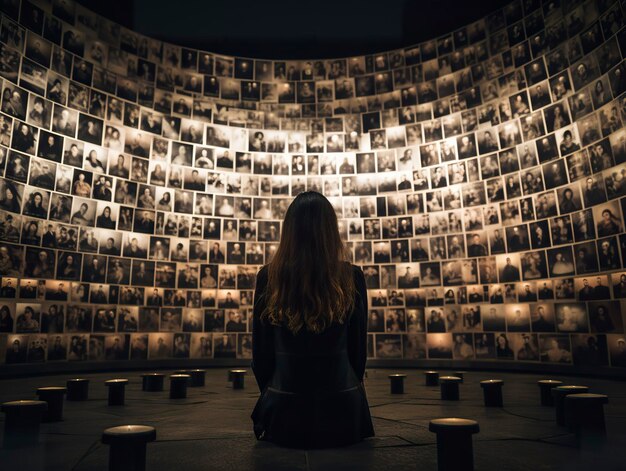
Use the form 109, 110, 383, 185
76, 0, 512, 60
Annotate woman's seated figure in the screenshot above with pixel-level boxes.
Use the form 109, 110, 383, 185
251, 191, 374, 448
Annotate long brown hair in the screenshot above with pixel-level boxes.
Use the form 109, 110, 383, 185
261, 191, 356, 334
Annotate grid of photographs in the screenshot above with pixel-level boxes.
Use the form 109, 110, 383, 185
0, 0, 625, 368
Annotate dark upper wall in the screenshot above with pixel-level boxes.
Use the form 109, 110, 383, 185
74, 0, 512, 60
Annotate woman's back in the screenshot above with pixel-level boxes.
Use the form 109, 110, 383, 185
251, 263, 374, 448
250, 191, 374, 448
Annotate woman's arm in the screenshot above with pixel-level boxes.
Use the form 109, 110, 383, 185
348, 265, 368, 381
251, 266, 274, 392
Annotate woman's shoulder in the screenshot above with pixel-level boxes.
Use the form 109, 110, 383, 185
256, 264, 269, 286
258, 262, 361, 277
349, 262, 364, 277
336, 261, 362, 279
349, 263, 366, 294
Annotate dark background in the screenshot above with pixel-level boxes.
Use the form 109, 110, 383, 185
76, 0, 511, 59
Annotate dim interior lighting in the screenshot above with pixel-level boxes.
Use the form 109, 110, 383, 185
0, 0, 623, 380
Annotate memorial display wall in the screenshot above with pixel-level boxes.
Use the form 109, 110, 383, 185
0, 0, 626, 372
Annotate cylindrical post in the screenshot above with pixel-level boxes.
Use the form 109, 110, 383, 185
437, 431, 473, 470
169, 374, 190, 399
537, 380, 562, 406
552, 385, 589, 426
1, 400, 48, 449
36, 387, 67, 422
141, 374, 164, 392
230, 369, 246, 389
564, 393, 609, 445
429, 418, 479, 471
66, 378, 90, 401
109, 441, 147, 471
388, 374, 407, 394
480, 380, 503, 407
105, 379, 129, 406
102, 425, 156, 471
439, 376, 461, 401
425, 371, 439, 386
188, 369, 206, 387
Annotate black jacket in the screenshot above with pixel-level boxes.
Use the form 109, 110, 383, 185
251, 264, 374, 448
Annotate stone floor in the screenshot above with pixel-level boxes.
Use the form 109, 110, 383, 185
0, 368, 625, 470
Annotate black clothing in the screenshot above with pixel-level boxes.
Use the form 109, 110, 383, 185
519, 292, 537, 302
491, 238, 505, 253
593, 285, 610, 300
147, 295, 162, 306
251, 264, 374, 449
500, 265, 520, 282
0, 286, 16, 298
209, 251, 225, 264
532, 317, 555, 332
0, 314, 13, 332
42, 231, 57, 247
97, 215, 116, 229
538, 288, 554, 299
578, 286, 594, 301
100, 246, 119, 255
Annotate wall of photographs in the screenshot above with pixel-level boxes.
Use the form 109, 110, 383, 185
0, 0, 625, 371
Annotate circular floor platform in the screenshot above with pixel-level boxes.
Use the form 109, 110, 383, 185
0, 369, 624, 470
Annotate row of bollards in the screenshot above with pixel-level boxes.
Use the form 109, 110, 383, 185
1, 369, 248, 471
388, 371, 610, 471
0, 369, 610, 471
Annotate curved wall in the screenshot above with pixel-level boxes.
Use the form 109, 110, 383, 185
0, 0, 626, 374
